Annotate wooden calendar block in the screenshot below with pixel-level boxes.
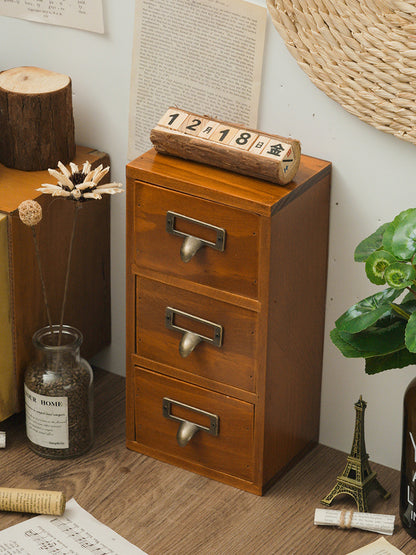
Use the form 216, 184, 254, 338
158, 109, 188, 130
261, 141, 292, 160
150, 107, 301, 185
181, 114, 208, 136
198, 121, 220, 139
210, 125, 238, 144
250, 136, 270, 154
229, 130, 258, 151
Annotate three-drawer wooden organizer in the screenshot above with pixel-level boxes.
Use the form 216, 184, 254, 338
126, 149, 331, 494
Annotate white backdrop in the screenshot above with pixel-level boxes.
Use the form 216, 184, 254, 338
1, 0, 416, 471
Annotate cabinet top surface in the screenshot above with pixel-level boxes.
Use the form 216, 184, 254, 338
0, 146, 108, 214
127, 149, 331, 215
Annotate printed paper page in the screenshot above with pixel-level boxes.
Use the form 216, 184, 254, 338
314, 508, 395, 535
0, 0, 104, 33
347, 537, 404, 555
128, 0, 267, 160
0, 498, 147, 554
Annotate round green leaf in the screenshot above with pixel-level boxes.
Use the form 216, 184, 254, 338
383, 208, 416, 260
382, 209, 415, 253
365, 349, 416, 374
405, 311, 416, 353
354, 223, 390, 262
365, 250, 397, 285
384, 262, 416, 289
339, 317, 406, 357
330, 328, 367, 358
335, 288, 402, 334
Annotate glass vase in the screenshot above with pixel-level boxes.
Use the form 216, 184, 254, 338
400, 375, 416, 536
24, 325, 93, 459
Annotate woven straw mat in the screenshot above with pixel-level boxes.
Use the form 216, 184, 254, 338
267, 0, 416, 146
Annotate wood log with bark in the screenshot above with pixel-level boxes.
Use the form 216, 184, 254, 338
0, 66, 75, 171
150, 108, 301, 185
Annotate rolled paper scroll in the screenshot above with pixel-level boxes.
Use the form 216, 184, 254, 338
0, 487, 66, 516
314, 508, 395, 535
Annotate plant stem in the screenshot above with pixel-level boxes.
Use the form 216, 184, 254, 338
390, 302, 411, 321
58, 202, 80, 344
31, 226, 52, 330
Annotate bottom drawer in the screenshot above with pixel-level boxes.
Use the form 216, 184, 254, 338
134, 367, 255, 482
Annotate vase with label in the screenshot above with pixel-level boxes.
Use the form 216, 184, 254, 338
24, 325, 93, 459
400, 376, 416, 536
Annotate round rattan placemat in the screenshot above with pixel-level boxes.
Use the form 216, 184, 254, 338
267, 0, 416, 145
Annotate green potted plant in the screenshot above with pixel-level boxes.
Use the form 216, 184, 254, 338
330, 208, 416, 536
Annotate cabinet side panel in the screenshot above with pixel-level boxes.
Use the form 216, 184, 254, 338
126, 176, 137, 441
0, 214, 17, 420
263, 173, 331, 484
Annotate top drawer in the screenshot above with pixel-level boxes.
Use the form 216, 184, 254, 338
133, 181, 260, 299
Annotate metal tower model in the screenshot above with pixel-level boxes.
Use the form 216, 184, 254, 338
321, 396, 390, 512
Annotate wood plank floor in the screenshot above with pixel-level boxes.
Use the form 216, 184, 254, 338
0, 369, 415, 554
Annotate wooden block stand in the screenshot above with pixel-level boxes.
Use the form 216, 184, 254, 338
126, 149, 331, 494
0, 146, 111, 420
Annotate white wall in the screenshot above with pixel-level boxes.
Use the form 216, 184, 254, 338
0, 1, 135, 375
1, 1, 416, 471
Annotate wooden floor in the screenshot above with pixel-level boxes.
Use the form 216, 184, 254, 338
1, 369, 415, 555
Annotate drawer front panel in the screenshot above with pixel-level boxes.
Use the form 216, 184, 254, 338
136, 276, 257, 392
134, 181, 259, 298
134, 367, 255, 481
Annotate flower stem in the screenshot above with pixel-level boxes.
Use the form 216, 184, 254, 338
31, 226, 52, 330
58, 202, 80, 344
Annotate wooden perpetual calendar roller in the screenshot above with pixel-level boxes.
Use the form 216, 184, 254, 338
150, 108, 301, 185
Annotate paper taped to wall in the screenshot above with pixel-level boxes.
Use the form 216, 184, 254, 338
128, 0, 267, 160
0, 0, 104, 33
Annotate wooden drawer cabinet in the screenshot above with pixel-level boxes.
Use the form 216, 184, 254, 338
126, 149, 331, 494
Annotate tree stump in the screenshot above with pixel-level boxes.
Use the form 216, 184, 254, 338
0, 67, 75, 171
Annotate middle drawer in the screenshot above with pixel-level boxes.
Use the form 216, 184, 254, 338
135, 276, 257, 393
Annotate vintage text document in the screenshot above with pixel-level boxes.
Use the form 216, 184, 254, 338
347, 537, 404, 555
128, 0, 267, 159
0, 498, 147, 554
0, 0, 104, 33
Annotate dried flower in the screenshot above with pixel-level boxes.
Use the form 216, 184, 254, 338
23, 160, 123, 342
18, 200, 43, 226
18, 199, 52, 328
37, 161, 123, 201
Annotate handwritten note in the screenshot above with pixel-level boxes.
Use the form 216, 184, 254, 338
0, 0, 104, 33
0, 498, 146, 554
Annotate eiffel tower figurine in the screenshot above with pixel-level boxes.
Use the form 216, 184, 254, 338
321, 395, 390, 512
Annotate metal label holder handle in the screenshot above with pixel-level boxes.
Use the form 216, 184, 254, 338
165, 307, 223, 358
166, 211, 226, 262
162, 397, 219, 446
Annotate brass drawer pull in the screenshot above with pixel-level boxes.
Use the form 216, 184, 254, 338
165, 307, 223, 358
162, 398, 219, 447
166, 211, 226, 262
